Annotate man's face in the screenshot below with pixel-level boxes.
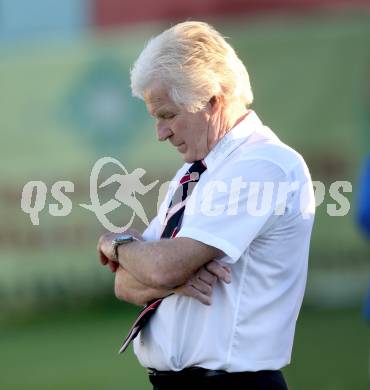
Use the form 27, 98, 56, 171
144, 82, 211, 163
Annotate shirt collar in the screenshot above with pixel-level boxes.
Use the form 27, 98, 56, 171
203, 110, 264, 173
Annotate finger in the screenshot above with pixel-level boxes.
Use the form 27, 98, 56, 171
206, 261, 231, 283
97, 232, 116, 262
174, 284, 212, 305
190, 279, 212, 296
99, 251, 109, 265
198, 268, 217, 285
97, 235, 103, 251
187, 285, 212, 305
108, 260, 119, 273
97, 233, 109, 252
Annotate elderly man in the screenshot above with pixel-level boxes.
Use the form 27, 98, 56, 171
97, 21, 315, 389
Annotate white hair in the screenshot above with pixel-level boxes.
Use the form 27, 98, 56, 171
130, 21, 253, 112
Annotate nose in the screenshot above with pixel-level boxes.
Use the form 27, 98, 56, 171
156, 123, 173, 142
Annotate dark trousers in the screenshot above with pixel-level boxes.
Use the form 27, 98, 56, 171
149, 368, 288, 390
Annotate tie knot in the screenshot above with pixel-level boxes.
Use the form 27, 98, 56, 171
189, 160, 207, 176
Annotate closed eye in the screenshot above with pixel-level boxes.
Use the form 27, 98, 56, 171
157, 112, 176, 120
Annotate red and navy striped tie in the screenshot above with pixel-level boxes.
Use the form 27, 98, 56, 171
118, 160, 207, 354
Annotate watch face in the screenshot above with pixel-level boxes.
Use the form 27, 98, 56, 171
112, 233, 134, 261
115, 234, 134, 244
116, 234, 132, 241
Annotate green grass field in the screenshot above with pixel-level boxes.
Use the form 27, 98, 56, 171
0, 304, 368, 390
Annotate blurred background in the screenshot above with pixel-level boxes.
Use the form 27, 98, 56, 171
0, 0, 370, 389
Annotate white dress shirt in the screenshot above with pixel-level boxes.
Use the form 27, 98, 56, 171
133, 110, 315, 372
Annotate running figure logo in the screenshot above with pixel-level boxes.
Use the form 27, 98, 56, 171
80, 157, 158, 232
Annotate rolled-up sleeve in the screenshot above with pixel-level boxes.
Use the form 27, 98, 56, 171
176, 159, 289, 263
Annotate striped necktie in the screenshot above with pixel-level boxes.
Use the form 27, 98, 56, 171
118, 160, 207, 354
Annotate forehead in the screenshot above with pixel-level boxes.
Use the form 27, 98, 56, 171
144, 82, 178, 115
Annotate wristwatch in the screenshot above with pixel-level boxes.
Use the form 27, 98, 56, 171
112, 233, 137, 261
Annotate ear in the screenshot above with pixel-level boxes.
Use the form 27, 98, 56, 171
207, 95, 220, 114
209, 96, 217, 106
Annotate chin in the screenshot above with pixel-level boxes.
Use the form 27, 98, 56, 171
183, 154, 195, 163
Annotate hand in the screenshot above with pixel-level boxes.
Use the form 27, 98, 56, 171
97, 229, 144, 273
173, 260, 231, 305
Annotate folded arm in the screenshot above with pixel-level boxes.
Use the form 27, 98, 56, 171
114, 260, 231, 306
98, 232, 224, 289
114, 266, 172, 306
97, 230, 230, 305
